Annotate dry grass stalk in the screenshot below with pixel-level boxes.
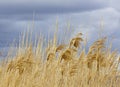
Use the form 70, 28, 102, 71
0, 32, 120, 87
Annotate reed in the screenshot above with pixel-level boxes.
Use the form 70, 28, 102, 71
0, 29, 119, 87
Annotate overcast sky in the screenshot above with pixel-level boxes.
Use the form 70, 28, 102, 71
0, 0, 120, 51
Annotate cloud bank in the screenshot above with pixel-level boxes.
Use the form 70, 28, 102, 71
0, 0, 120, 51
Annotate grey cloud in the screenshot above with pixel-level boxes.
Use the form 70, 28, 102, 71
54, 7, 120, 50
111, 0, 120, 11
0, 0, 119, 50
0, 0, 109, 15
0, 14, 55, 21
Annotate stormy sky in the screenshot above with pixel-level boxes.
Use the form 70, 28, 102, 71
0, 0, 120, 51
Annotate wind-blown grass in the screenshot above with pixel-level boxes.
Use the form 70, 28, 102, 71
0, 29, 120, 87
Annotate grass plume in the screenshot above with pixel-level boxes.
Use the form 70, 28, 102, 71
0, 29, 120, 87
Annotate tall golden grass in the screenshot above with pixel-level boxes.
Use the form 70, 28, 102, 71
0, 28, 120, 87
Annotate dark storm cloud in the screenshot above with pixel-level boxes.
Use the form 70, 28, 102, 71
0, 0, 119, 49
0, 14, 51, 21
0, 0, 110, 32
0, 4, 106, 15
0, 0, 109, 21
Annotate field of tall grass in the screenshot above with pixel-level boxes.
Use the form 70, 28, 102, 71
0, 27, 120, 87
